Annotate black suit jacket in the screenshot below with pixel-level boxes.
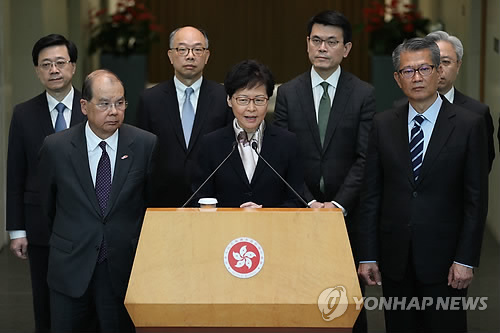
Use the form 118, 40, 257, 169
192, 124, 304, 208
39, 123, 157, 298
274, 70, 375, 225
6, 90, 86, 245
136, 78, 232, 207
393, 89, 495, 170
358, 99, 489, 284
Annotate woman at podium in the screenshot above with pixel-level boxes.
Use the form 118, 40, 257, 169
191, 60, 305, 208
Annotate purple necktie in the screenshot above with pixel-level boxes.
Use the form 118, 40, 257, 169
95, 141, 111, 263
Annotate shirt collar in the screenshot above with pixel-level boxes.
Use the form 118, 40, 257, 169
408, 93, 442, 125
85, 121, 119, 153
173, 76, 203, 96
443, 86, 455, 103
310, 66, 341, 89
46, 87, 74, 111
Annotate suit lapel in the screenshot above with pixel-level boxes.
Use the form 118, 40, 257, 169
417, 101, 455, 185
163, 80, 186, 151
224, 127, 252, 188
393, 105, 416, 185
69, 124, 102, 217
251, 125, 276, 185
323, 71, 351, 151
189, 79, 212, 153
35, 93, 56, 137
452, 89, 466, 106
70, 89, 85, 126
106, 125, 134, 216
296, 74, 322, 152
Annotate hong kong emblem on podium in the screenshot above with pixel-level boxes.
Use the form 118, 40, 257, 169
224, 237, 264, 279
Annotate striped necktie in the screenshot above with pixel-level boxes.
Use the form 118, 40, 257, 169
410, 115, 425, 181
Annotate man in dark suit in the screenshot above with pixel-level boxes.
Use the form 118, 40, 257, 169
395, 30, 495, 170
273, 11, 375, 331
137, 26, 232, 207
358, 38, 488, 332
6, 34, 85, 333
39, 70, 157, 332
193, 60, 304, 208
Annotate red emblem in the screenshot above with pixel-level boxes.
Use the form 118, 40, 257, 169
224, 237, 264, 278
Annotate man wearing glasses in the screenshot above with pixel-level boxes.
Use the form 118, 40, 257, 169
358, 38, 488, 332
39, 69, 157, 332
273, 11, 375, 331
137, 26, 232, 208
6, 34, 85, 332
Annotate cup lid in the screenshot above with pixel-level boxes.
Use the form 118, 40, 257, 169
198, 198, 218, 205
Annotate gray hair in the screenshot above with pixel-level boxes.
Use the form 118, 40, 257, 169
392, 38, 441, 71
168, 26, 209, 49
426, 30, 464, 62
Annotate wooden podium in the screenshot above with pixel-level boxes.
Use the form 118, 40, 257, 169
125, 208, 362, 332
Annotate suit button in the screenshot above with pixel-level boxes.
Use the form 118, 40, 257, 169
412, 191, 418, 198
244, 192, 253, 197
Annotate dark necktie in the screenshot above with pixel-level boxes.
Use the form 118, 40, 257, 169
318, 82, 331, 146
182, 87, 195, 147
410, 115, 425, 181
54, 103, 67, 132
95, 141, 111, 263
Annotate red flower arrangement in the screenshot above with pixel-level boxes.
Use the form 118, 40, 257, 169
88, 0, 162, 56
362, 0, 430, 55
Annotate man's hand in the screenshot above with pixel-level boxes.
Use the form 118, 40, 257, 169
10, 237, 28, 259
448, 263, 473, 289
309, 202, 324, 208
358, 262, 382, 286
323, 201, 335, 208
240, 202, 263, 209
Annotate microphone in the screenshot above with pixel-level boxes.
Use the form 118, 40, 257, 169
251, 141, 309, 208
181, 141, 237, 208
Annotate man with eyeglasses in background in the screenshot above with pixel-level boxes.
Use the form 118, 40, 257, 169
137, 26, 232, 208
6, 34, 86, 333
394, 30, 495, 171
358, 38, 488, 332
273, 11, 375, 331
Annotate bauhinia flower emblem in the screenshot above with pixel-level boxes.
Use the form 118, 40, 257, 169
233, 245, 256, 269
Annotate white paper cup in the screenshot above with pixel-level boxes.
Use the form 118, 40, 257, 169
198, 198, 218, 210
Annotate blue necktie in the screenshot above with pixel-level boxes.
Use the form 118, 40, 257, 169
410, 115, 425, 181
54, 103, 67, 132
182, 87, 195, 147
95, 141, 111, 263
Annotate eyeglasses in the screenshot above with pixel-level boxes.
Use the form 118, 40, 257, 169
398, 65, 435, 79
233, 96, 268, 106
38, 60, 72, 71
309, 37, 341, 48
87, 100, 128, 112
171, 47, 207, 57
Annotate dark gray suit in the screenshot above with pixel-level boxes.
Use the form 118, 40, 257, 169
274, 70, 375, 244
393, 88, 495, 170
358, 99, 489, 331
39, 123, 157, 300
193, 124, 304, 208
137, 79, 232, 207
6, 89, 85, 332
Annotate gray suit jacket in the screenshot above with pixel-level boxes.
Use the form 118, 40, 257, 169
39, 123, 157, 298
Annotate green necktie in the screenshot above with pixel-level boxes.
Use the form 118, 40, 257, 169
318, 81, 331, 146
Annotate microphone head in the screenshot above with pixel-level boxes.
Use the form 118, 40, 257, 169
251, 141, 258, 151
232, 141, 237, 150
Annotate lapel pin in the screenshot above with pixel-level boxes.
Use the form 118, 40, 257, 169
121, 155, 129, 160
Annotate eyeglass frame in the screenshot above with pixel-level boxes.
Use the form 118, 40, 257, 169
308, 36, 342, 48
38, 60, 72, 71
86, 99, 128, 112
233, 96, 269, 106
171, 47, 208, 57
397, 64, 436, 79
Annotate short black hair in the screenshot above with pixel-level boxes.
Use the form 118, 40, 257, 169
82, 69, 125, 101
224, 60, 275, 98
307, 10, 352, 44
32, 34, 78, 66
